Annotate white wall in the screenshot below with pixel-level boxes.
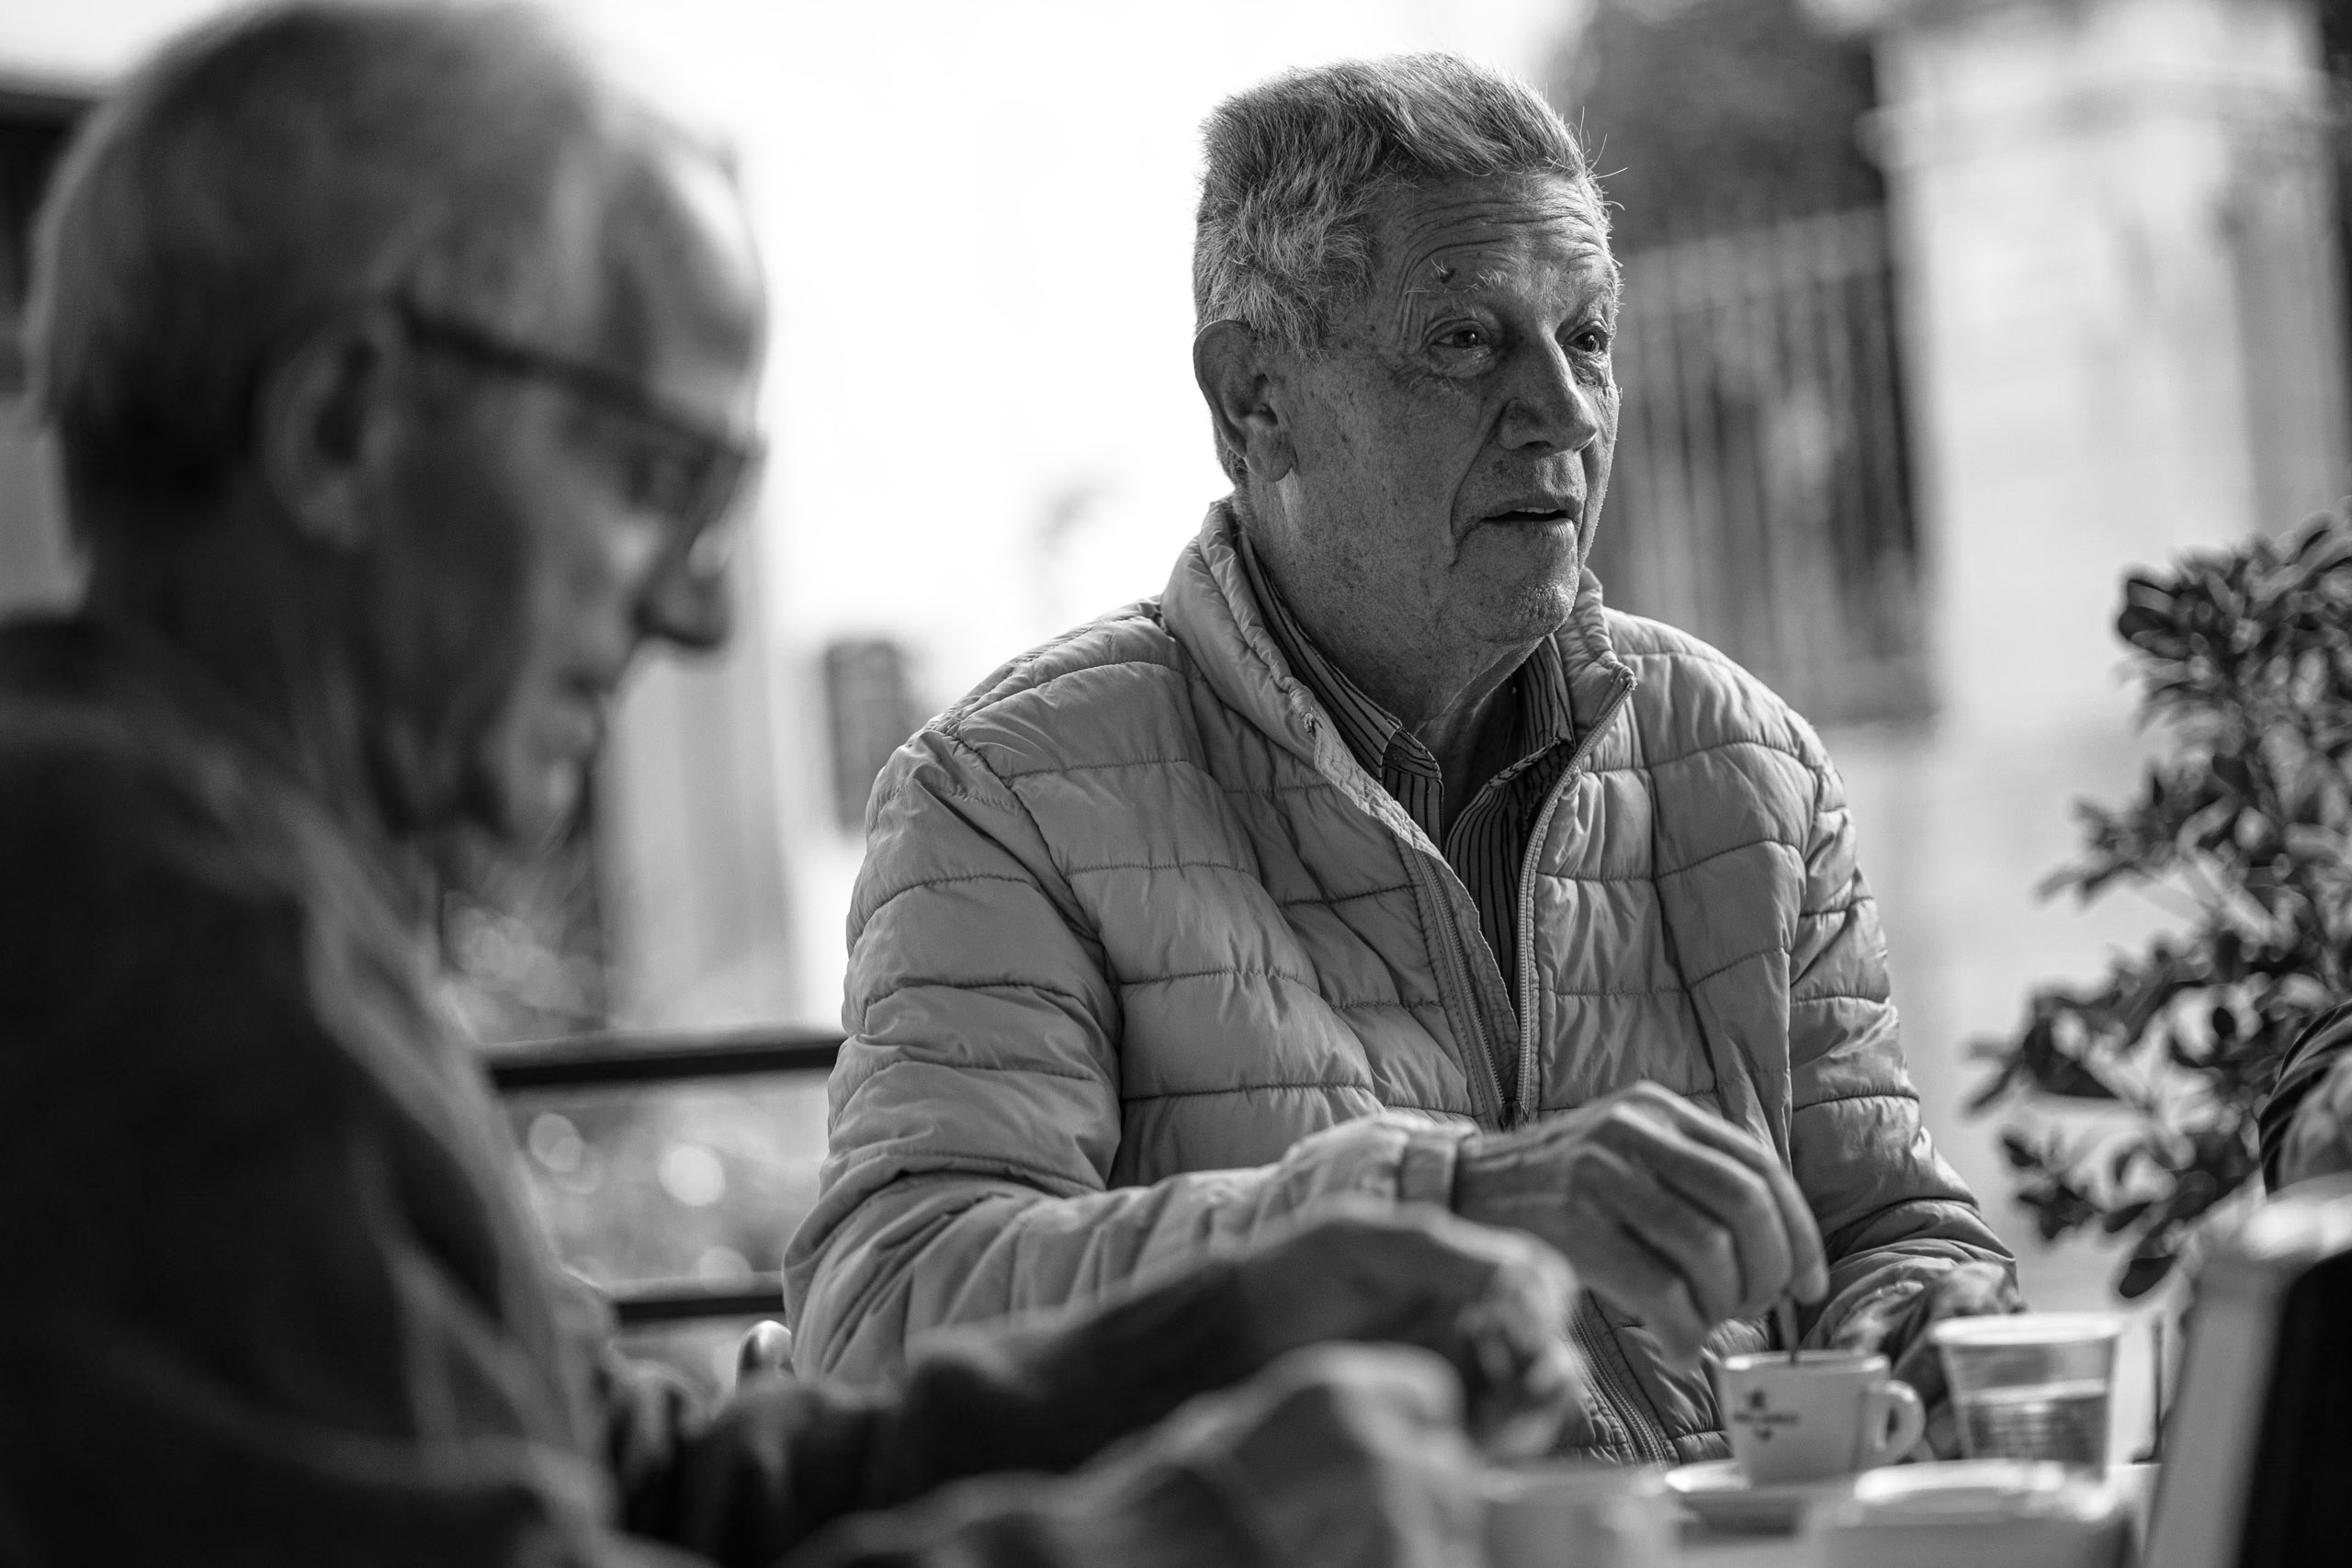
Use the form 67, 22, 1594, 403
0, 0, 1584, 1030
548, 0, 1586, 1025
1874, 0, 2344, 740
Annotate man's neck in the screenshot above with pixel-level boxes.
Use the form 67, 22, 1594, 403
1235, 500, 1538, 814
79, 493, 396, 840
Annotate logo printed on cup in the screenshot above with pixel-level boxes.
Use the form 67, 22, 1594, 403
1736, 1386, 1803, 1443
1713, 1349, 1925, 1486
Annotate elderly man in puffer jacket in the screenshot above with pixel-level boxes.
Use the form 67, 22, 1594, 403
787, 53, 2018, 1465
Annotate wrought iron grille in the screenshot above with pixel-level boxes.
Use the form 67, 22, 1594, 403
1591, 206, 1928, 727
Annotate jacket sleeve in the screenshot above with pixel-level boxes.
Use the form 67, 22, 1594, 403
784, 726, 1464, 1383
629, 1246, 1267, 1563
1781, 743, 2016, 1341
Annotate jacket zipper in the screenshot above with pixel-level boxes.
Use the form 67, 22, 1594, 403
1402, 846, 1512, 1131
1299, 707, 1510, 1132
1308, 662, 1679, 1462
1521, 669, 1671, 1462
1512, 668, 1637, 1123
1570, 1299, 1680, 1466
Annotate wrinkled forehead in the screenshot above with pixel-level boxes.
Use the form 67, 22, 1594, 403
1366, 173, 1617, 316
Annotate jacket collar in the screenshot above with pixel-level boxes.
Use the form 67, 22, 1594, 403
1160, 498, 1639, 794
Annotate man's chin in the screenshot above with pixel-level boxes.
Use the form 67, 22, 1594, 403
1469, 570, 1581, 648
471, 759, 586, 852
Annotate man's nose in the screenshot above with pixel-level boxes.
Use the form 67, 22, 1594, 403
637, 540, 733, 652
1497, 341, 1601, 454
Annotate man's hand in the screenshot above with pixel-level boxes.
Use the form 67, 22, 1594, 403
2279, 1049, 2352, 1188
917, 1203, 1585, 1484
1096, 1344, 1487, 1567
1228, 1201, 1584, 1457
789, 1345, 1489, 1567
1453, 1082, 1829, 1364
1832, 1261, 2020, 1458
736, 1320, 793, 1385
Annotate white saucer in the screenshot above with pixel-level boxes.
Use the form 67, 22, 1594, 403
1663, 1460, 1858, 1534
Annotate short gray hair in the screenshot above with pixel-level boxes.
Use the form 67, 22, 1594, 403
28, 1, 652, 513
1193, 54, 1602, 356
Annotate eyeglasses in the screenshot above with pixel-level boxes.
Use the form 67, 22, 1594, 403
391, 297, 763, 572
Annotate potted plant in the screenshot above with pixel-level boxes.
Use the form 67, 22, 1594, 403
1970, 511, 2352, 1298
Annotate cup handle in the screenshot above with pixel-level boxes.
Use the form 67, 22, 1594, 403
1863, 1380, 1927, 1467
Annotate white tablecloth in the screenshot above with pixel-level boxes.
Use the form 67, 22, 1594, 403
1676, 1463, 2157, 1567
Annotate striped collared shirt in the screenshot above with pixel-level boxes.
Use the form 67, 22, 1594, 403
1238, 535, 1579, 1058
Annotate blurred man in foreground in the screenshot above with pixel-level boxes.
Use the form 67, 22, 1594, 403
0, 6, 1580, 1563
792, 52, 2018, 1462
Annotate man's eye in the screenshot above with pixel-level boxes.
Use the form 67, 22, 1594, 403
1436, 325, 1491, 352
1571, 324, 1613, 355
614, 443, 705, 518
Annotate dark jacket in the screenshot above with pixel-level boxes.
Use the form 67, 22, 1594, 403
0, 616, 1261, 1568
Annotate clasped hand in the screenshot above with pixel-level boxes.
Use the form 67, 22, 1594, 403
1454, 1081, 1829, 1363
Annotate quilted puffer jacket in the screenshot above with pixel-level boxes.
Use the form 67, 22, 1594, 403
786, 502, 2012, 1465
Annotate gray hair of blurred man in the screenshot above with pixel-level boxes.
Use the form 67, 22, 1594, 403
28, 0, 682, 530
1191, 53, 1607, 482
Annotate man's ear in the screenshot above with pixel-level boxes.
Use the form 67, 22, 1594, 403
254, 311, 405, 551
1193, 319, 1295, 485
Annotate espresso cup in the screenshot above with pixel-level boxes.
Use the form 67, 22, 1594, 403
1714, 1349, 1925, 1485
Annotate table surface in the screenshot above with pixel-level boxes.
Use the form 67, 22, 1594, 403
1675, 1463, 2158, 1567
1685, 1534, 1813, 1567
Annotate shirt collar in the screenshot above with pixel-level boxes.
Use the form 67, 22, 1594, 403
1510, 633, 1578, 765
1237, 530, 1404, 782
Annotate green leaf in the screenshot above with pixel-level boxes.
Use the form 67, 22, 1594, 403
1965, 1066, 2016, 1114
2108, 1143, 2148, 1186
2117, 1247, 2177, 1298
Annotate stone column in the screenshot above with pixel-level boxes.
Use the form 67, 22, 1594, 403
1848, 0, 2346, 735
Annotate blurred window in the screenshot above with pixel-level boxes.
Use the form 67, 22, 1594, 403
1557, 0, 1928, 724
0, 83, 83, 393
824, 637, 922, 831
0, 83, 86, 617
496, 1066, 831, 1397
1592, 208, 1927, 724
2317, 4, 2352, 468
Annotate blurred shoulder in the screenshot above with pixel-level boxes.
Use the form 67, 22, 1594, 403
929, 598, 1202, 776
0, 616, 309, 947
1598, 607, 1830, 769
0, 618, 205, 847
